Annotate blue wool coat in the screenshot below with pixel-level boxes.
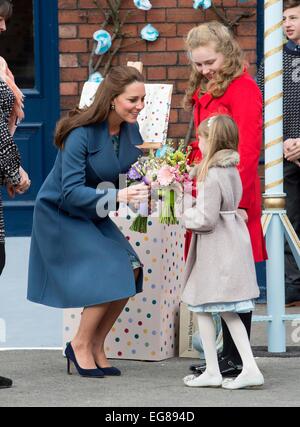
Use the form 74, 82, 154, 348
27, 120, 144, 309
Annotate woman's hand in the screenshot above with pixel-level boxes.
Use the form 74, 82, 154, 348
6, 183, 16, 199
237, 208, 248, 223
15, 166, 31, 195
117, 183, 149, 205
284, 138, 300, 163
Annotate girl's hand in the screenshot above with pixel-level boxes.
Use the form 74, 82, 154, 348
117, 183, 149, 205
237, 208, 248, 223
15, 166, 31, 194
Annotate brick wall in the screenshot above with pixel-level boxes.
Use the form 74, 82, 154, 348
58, 0, 258, 141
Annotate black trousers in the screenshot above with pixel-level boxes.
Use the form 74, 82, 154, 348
221, 312, 252, 364
0, 243, 5, 276
284, 160, 300, 291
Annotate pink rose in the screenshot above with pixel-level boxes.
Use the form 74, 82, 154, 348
157, 166, 176, 187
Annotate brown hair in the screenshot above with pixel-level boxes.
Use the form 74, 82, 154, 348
0, 0, 13, 20
55, 66, 145, 149
183, 21, 246, 111
283, 0, 300, 10
196, 114, 239, 182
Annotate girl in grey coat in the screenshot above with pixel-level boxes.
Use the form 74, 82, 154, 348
181, 115, 264, 390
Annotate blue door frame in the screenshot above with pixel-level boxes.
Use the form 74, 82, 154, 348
3, 0, 60, 237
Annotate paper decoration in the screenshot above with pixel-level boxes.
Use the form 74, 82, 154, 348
93, 29, 112, 55
141, 24, 160, 42
134, 0, 152, 11
88, 72, 104, 84
137, 84, 173, 144
193, 0, 212, 9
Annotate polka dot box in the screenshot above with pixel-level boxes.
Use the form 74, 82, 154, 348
63, 214, 185, 361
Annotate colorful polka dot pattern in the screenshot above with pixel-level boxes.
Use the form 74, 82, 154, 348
63, 215, 185, 361
137, 84, 173, 144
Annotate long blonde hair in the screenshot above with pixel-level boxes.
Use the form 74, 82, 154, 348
196, 115, 239, 182
183, 21, 246, 111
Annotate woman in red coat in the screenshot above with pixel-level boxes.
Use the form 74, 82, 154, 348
184, 21, 267, 378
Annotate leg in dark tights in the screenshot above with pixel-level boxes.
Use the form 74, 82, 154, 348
0, 243, 5, 276
221, 312, 252, 365
0, 243, 11, 389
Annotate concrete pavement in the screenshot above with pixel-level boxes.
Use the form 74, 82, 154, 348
0, 351, 299, 407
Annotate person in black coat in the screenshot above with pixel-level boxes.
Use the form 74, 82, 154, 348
0, 0, 31, 389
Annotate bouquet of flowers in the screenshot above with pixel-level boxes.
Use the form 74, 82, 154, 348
127, 140, 192, 233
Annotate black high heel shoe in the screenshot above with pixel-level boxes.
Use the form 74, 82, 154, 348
96, 364, 121, 376
65, 343, 105, 378
0, 376, 13, 389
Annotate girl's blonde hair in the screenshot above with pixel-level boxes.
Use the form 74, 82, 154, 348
197, 114, 239, 182
183, 21, 246, 111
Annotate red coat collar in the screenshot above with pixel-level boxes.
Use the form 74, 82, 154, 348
192, 88, 213, 109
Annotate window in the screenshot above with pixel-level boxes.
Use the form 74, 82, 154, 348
0, 0, 35, 89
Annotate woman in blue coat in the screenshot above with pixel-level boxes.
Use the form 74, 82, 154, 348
27, 66, 149, 378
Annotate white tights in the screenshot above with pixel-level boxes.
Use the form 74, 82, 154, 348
183, 312, 264, 389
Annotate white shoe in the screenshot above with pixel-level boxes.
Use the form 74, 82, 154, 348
184, 372, 222, 388
222, 371, 264, 390
183, 374, 198, 385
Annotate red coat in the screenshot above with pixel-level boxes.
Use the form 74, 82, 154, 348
185, 72, 268, 263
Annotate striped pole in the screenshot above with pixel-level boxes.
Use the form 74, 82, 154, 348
264, 0, 286, 352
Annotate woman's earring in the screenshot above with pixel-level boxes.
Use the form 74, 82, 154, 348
111, 104, 115, 110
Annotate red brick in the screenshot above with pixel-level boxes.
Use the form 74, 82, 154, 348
152, 0, 177, 6
168, 67, 189, 80
167, 38, 185, 52
158, 23, 177, 37
236, 21, 257, 37
167, 9, 203, 22
120, 39, 146, 53
60, 39, 88, 53
179, 109, 192, 123
168, 123, 189, 138
60, 54, 79, 68
147, 38, 167, 52
78, 0, 99, 8
237, 36, 257, 50
58, 0, 77, 9
177, 23, 196, 37
140, 52, 178, 66
176, 81, 189, 94
61, 95, 81, 110
248, 64, 257, 77
121, 10, 146, 24
60, 82, 79, 96
169, 109, 179, 124
146, 10, 166, 23
178, 52, 190, 66
59, 10, 88, 24
78, 24, 101, 38
147, 67, 167, 81
87, 9, 112, 24
118, 53, 140, 66
59, 25, 77, 38
171, 94, 185, 109
78, 53, 90, 67
245, 49, 257, 64
60, 68, 88, 82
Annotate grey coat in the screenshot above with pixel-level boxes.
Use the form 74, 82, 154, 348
181, 149, 260, 307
